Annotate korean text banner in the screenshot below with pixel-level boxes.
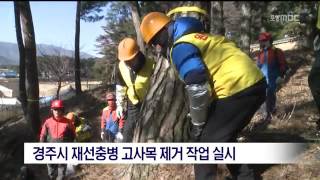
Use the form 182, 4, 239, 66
24, 143, 307, 164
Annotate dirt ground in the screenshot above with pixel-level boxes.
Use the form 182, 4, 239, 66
0, 49, 319, 180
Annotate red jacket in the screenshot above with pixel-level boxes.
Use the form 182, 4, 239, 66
39, 116, 75, 142
256, 47, 287, 76
100, 106, 124, 130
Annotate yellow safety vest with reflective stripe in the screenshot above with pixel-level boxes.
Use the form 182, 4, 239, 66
119, 58, 154, 105
170, 33, 264, 99
75, 117, 92, 142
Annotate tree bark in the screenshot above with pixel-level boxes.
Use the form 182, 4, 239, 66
75, 1, 82, 95
259, 2, 268, 33
239, 2, 252, 55
210, 1, 225, 35
302, 2, 317, 49
18, 1, 40, 138
56, 79, 61, 99
123, 54, 189, 179
14, 2, 27, 115
129, 2, 146, 54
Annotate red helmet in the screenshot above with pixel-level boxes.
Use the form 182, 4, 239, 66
51, 100, 64, 109
106, 92, 116, 100
258, 32, 272, 41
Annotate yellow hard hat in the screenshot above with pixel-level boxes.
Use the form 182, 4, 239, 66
166, 6, 207, 17
118, 38, 139, 61
140, 12, 171, 44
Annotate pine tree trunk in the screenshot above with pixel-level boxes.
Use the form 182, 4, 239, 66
75, 1, 82, 95
239, 2, 252, 55
14, 2, 27, 115
121, 54, 189, 179
259, 11, 266, 33
303, 2, 317, 49
18, 1, 40, 138
130, 2, 146, 54
210, 1, 225, 35
56, 79, 62, 99
259, 2, 269, 33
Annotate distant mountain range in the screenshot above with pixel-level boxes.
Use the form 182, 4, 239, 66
0, 41, 96, 65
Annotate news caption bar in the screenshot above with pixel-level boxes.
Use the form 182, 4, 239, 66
24, 143, 306, 164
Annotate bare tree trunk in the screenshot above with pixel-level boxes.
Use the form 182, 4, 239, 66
129, 2, 145, 54
18, 1, 40, 138
210, 1, 225, 35
301, 2, 317, 49
239, 2, 252, 55
259, 2, 269, 33
14, 2, 27, 115
56, 79, 61, 99
123, 54, 189, 179
75, 1, 82, 95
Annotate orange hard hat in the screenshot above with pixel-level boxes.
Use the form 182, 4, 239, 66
140, 12, 171, 44
51, 99, 64, 109
66, 112, 75, 122
106, 92, 116, 100
118, 38, 139, 61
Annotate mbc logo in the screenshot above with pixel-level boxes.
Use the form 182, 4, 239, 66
270, 14, 300, 24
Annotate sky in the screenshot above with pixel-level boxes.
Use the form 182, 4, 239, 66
0, 1, 107, 58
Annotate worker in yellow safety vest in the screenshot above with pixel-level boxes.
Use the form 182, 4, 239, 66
116, 37, 155, 142
65, 112, 92, 142
140, 12, 267, 180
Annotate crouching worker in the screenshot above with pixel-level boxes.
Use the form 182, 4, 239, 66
116, 37, 155, 142
101, 92, 125, 142
66, 112, 92, 142
39, 99, 75, 180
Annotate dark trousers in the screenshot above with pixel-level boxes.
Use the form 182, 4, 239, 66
309, 50, 320, 129
47, 164, 67, 180
103, 129, 115, 142
122, 102, 141, 142
194, 79, 267, 180
266, 87, 276, 117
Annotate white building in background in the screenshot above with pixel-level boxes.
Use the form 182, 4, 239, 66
0, 85, 13, 97
0, 97, 20, 105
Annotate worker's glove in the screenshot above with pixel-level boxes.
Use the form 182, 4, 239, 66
186, 113, 204, 142
82, 124, 91, 132
115, 132, 123, 142
276, 77, 284, 85
285, 68, 292, 77
116, 106, 124, 119
314, 34, 320, 51
100, 131, 105, 141
189, 122, 205, 142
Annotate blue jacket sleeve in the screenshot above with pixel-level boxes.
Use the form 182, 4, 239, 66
171, 43, 208, 85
